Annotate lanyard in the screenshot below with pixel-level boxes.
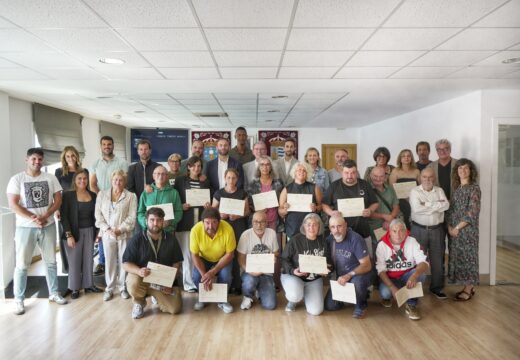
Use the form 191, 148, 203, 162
144, 230, 163, 262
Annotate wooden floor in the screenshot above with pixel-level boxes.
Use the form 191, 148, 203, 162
496, 245, 520, 284
1, 283, 520, 360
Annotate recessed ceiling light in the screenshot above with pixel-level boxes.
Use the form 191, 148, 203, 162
265, 120, 274, 122
502, 57, 520, 64
192, 124, 201, 128
113, 114, 122, 119
267, 110, 280, 113
272, 95, 288, 99
99, 57, 125, 65
96, 96, 113, 99
134, 110, 146, 114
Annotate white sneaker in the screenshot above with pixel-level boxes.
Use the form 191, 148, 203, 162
14, 300, 25, 315
240, 296, 253, 310
193, 302, 205, 311
132, 304, 144, 319
49, 294, 68, 305
151, 296, 158, 305
103, 290, 113, 301
120, 289, 130, 299
285, 301, 296, 312
218, 302, 234, 314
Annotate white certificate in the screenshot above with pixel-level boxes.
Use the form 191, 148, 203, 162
198, 283, 228, 303
330, 280, 357, 304
393, 181, 417, 199
146, 203, 174, 220
396, 282, 424, 307
373, 227, 386, 241
186, 189, 211, 207
219, 197, 245, 217
246, 253, 275, 274
299, 255, 328, 274
287, 193, 313, 212
252, 190, 279, 211
337, 197, 365, 217
143, 262, 177, 288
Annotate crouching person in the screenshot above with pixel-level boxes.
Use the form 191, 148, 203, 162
123, 207, 183, 319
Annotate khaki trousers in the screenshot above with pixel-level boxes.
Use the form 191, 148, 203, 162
126, 273, 182, 314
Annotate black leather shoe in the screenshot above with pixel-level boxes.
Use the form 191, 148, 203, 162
63, 288, 72, 297
85, 286, 102, 293
71, 291, 80, 299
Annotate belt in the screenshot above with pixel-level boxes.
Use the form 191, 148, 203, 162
411, 221, 443, 230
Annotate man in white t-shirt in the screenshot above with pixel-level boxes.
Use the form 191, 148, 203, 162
237, 211, 279, 310
6, 148, 67, 315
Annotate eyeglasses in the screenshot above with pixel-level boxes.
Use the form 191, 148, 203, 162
253, 220, 267, 225
436, 147, 450, 152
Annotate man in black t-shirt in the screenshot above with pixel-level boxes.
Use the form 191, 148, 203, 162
323, 160, 379, 255
123, 207, 183, 319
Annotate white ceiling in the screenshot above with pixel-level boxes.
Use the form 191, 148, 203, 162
0, 0, 519, 129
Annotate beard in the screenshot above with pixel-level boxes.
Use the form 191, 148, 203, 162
332, 233, 344, 242
148, 226, 162, 234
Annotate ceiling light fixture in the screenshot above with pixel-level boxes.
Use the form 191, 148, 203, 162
267, 110, 280, 113
272, 95, 288, 99
113, 114, 122, 119
265, 120, 274, 122
134, 110, 146, 113
502, 57, 520, 64
99, 57, 125, 65
96, 96, 113, 99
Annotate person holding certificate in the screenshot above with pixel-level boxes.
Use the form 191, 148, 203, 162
389, 149, 421, 229
376, 219, 429, 320
279, 162, 322, 241
237, 211, 279, 310
137, 165, 183, 234
123, 207, 184, 319
281, 213, 331, 315
363, 147, 394, 184
174, 156, 212, 293
325, 215, 372, 319
212, 168, 250, 294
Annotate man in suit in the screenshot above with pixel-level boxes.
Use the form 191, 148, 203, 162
243, 141, 271, 191
427, 139, 457, 201
205, 137, 244, 192
273, 138, 298, 186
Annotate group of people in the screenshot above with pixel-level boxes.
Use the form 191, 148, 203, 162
6, 126, 481, 322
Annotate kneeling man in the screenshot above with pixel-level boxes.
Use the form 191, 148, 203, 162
237, 211, 279, 310
376, 219, 429, 320
123, 207, 183, 319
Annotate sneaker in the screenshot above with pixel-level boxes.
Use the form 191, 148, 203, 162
431, 290, 448, 300
186, 288, 197, 293
193, 302, 205, 311
14, 300, 25, 315
103, 290, 113, 302
285, 301, 297, 312
120, 289, 130, 299
132, 304, 144, 319
151, 296, 158, 305
405, 304, 421, 320
218, 302, 234, 314
352, 308, 366, 319
49, 294, 68, 305
240, 296, 253, 310
381, 299, 392, 308
93, 264, 105, 276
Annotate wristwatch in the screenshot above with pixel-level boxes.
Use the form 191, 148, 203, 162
348, 271, 356, 277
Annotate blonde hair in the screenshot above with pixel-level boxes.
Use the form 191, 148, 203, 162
60, 146, 82, 176
290, 162, 314, 182
396, 149, 417, 170
111, 169, 127, 186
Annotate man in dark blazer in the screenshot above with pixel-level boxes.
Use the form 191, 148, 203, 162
205, 137, 244, 192
127, 139, 160, 201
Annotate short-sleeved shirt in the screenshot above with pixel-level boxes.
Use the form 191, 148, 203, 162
190, 220, 236, 263
6, 171, 62, 227
369, 184, 399, 230
123, 231, 183, 272
327, 229, 369, 276
229, 146, 255, 164
91, 156, 128, 191
237, 227, 279, 255
323, 178, 378, 237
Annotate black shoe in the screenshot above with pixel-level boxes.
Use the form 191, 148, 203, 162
85, 286, 102, 293
93, 264, 105, 276
63, 288, 72, 297
71, 291, 80, 299
431, 290, 448, 300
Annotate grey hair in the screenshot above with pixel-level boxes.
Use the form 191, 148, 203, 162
435, 139, 451, 150
389, 218, 406, 230
299, 213, 324, 236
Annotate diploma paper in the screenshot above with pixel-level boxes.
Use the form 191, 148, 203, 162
246, 253, 275, 274
198, 283, 228, 303
143, 262, 177, 288
373, 227, 386, 241
299, 255, 328, 274
337, 197, 365, 217
186, 189, 211, 207
219, 197, 245, 217
252, 190, 279, 211
146, 203, 174, 220
396, 282, 424, 307
330, 280, 357, 304
287, 193, 313, 212
393, 181, 417, 199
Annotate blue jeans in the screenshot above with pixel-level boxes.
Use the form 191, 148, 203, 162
241, 273, 277, 310
325, 271, 372, 311
379, 269, 426, 306
192, 258, 233, 293
98, 240, 105, 265
14, 223, 58, 301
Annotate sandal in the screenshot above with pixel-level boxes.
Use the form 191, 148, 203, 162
454, 289, 474, 301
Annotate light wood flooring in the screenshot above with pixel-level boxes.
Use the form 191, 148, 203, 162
496, 245, 520, 284
1, 283, 520, 360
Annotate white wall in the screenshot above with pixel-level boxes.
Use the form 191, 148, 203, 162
81, 117, 101, 170
0, 92, 10, 208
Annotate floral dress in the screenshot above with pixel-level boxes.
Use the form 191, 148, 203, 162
446, 183, 481, 285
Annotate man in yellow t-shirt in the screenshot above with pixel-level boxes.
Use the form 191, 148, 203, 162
190, 207, 236, 313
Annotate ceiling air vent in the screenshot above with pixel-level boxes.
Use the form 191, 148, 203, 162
193, 112, 229, 118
